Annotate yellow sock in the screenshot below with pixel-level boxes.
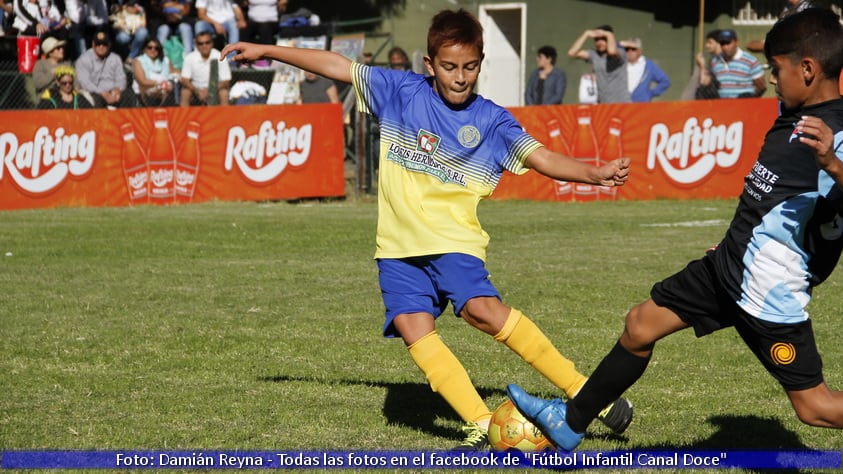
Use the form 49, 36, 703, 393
408, 331, 491, 427
494, 308, 587, 398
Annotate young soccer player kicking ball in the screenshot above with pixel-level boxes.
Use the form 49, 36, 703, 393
222, 9, 632, 449
508, 7, 843, 451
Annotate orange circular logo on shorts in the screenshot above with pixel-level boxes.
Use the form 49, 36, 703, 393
770, 342, 796, 365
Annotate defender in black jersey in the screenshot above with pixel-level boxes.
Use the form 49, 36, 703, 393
508, 7, 843, 450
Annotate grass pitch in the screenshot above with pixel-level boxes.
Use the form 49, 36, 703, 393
1, 198, 841, 469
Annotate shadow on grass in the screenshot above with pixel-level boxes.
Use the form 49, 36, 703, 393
259, 375, 629, 443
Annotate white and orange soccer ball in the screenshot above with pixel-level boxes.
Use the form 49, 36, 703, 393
487, 399, 554, 452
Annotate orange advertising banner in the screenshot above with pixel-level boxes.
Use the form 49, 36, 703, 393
0, 103, 345, 210
494, 98, 780, 202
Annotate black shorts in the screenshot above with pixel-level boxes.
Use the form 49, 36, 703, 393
651, 254, 823, 391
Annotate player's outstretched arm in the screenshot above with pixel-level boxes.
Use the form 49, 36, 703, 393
524, 146, 629, 186
797, 115, 843, 187
220, 42, 353, 84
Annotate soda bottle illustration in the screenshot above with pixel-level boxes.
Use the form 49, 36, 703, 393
147, 108, 176, 203
598, 117, 623, 200
175, 121, 201, 204
546, 118, 572, 200
121, 123, 149, 205
570, 105, 599, 202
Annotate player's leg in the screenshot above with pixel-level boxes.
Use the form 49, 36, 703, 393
459, 285, 632, 433
507, 298, 687, 450
787, 383, 843, 428
566, 299, 687, 431
379, 258, 492, 449
732, 312, 843, 429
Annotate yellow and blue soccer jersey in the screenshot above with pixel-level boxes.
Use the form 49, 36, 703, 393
350, 62, 542, 261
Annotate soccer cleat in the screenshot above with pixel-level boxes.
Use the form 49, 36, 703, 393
506, 384, 584, 451
596, 397, 633, 434
451, 422, 490, 451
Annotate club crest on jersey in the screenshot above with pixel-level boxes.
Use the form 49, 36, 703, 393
770, 342, 796, 365
417, 130, 441, 155
458, 125, 481, 148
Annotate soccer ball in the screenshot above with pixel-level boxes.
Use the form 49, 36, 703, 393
487, 399, 554, 452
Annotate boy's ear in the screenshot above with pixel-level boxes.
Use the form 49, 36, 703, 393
802, 57, 820, 84
424, 55, 434, 76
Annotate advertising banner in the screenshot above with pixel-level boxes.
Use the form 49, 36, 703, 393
494, 98, 780, 202
0, 103, 345, 210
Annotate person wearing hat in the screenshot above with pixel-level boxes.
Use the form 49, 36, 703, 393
75, 30, 134, 108
37, 65, 94, 109
699, 29, 766, 99
33, 37, 74, 96
620, 37, 670, 103
567, 24, 631, 103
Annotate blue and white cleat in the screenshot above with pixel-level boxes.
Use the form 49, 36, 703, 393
506, 383, 584, 451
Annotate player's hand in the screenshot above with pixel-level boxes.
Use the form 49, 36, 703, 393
219, 41, 264, 63
797, 116, 840, 173
597, 158, 630, 187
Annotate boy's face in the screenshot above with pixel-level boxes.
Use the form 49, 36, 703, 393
768, 54, 807, 110
424, 43, 482, 105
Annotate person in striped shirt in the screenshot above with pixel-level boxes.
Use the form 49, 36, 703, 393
701, 29, 766, 99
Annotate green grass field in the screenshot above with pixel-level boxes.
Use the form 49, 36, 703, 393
1, 198, 841, 471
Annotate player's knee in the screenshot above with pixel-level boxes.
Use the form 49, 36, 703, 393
621, 304, 656, 351
790, 391, 839, 428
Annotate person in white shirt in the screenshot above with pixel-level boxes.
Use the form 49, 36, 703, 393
180, 31, 231, 105
194, 0, 244, 48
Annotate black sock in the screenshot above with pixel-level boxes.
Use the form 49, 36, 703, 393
567, 340, 651, 432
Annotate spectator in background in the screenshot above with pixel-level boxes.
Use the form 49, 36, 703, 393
33, 37, 73, 96
133, 38, 177, 106
524, 45, 566, 105
194, 0, 245, 50
299, 70, 339, 104
700, 29, 765, 99
0, 0, 12, 36
687, 29, 722, 100
150, 0, 195, 62
387, 46, 410, 70
621, 38, 670, 102
75, 30, 134, 108
38, 65, 93, 109
180, 30, 231, 105
240, 0, 279, 46
70, 0, 112, 58
567, 25, 630, 103
12, 0, 47, 36
111, 0, 150, 64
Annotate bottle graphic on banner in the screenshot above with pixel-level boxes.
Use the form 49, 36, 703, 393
121, 123, 149, 204
147, 108, 177, 203
598, 117, 623, 200
545, 118, 572, 200
570, 105, 599, 201
175, 121, 201, 203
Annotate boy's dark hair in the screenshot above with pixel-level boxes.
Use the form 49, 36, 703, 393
427, 9, 484, 59
765, 7, 843, 80
537, 45, 557, 65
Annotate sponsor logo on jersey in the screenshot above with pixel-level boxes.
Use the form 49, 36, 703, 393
417, 130, 441, 155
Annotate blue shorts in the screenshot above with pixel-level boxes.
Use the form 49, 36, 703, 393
377, 253, 501, 338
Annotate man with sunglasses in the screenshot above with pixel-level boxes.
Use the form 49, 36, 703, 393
180, 31, 231, 105
75, 30, 135, 108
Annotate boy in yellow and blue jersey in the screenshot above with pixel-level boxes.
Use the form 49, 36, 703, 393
222, 9, 632, 449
